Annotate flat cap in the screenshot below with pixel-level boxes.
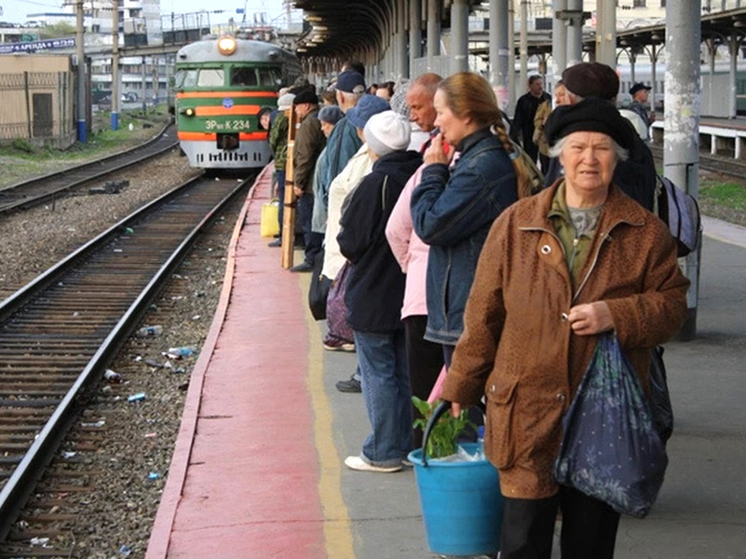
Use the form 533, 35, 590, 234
629, 82, 652, 96
335, 70, 366, 94
292, 89, 319, 106
562, 62, 619, 101
318, 105, 344, 125
544, 97, 637, 151
277, 93, 295, 111
346, 94, 390, 129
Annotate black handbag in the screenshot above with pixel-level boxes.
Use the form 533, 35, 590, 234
308, 249, 331, 321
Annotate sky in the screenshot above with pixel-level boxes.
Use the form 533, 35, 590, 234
0, 0, 293, 25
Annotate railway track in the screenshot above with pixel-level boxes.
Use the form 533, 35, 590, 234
0, 123, 179, 215
0, 173, 253, 550
650, 143, 746, 180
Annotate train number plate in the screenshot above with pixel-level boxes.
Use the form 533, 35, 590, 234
205, 119, 252, 131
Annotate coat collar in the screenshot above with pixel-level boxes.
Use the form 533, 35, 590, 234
518, 179, 649, 235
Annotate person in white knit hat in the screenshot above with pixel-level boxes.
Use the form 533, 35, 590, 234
362, 110, 412, 158
337, 109, 423, 473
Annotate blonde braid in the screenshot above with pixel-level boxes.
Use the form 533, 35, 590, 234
493, 118, 535, 199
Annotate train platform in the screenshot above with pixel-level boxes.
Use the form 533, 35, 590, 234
144, 166, 746, 559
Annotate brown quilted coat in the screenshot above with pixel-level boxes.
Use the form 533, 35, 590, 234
440, 181, 690, 499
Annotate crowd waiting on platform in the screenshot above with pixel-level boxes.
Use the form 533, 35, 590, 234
261, 62, 688, 559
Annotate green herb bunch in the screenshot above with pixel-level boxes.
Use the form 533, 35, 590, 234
412, 397, 475, 459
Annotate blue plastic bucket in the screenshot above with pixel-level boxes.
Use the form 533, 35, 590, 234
408, 441, 504, 556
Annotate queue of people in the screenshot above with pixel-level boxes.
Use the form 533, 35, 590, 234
265, 61, 687, 559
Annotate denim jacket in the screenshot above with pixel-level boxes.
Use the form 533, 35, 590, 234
411, 128, 517, 345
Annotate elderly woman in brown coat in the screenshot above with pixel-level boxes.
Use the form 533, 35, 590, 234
441, 97, 690, 559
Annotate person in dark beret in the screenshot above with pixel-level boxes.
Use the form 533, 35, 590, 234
440, 96, 689, 559
543, 62, 658, 212
561, 62, 620, 103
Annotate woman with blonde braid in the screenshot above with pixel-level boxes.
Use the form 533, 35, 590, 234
411, 72, 523, 369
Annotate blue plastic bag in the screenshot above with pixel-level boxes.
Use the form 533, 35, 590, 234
553, 334, 668, 518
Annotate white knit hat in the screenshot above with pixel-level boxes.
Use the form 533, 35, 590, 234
363, 110, 411, 157
277, 93, 295, 111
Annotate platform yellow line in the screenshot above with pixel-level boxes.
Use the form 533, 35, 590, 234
300, 274, 356, 558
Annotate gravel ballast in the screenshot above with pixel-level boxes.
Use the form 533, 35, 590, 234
1, 149, 254, 559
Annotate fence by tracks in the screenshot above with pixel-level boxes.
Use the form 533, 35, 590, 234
0, 70, 75, 148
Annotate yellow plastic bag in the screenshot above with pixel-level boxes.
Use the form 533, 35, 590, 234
260, 199, 280, 238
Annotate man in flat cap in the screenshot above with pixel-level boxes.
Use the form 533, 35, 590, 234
543, 62, 657, 212
290, 89, 326, 273
318, 68, 367, 220
628, 82, 655, 129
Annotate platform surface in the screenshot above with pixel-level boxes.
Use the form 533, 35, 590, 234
146, 166, 746, 559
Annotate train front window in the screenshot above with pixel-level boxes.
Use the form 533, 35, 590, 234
230, 68, 258, 86
197, 69, 225, 87
180, 69, 199, 88
258, 68, 282, 87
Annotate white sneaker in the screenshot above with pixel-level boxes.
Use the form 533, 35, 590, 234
323, 342, 355, 352
344, 455, 402, 473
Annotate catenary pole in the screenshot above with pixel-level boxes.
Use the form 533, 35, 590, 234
426, 0, 440, 72
508, 0, 515, 108
596, 0, 616, 69
519, 0, 528, 93
451, 0, 469, 73
409, 0, 422, 76
565, 0, 583, 66
665, 0, 701, 340
111, 0, 119, 130
551, 0, 567, 80
489, 0, 510, 112
76, 0, 86, 142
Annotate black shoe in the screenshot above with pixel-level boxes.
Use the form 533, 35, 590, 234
268, 238, 281, 248
290, 261, 314, 273
336, 376, 362, 393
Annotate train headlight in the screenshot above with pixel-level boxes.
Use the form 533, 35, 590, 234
182, 108, 195, 117
218, 36, 237, 56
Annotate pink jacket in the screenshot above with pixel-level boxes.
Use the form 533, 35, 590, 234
385, 164, 429, 319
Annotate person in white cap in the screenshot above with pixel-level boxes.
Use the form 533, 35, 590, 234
337, 111, 422, 473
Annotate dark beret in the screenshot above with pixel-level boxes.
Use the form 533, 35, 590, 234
562, 62, 619, 101
292, 89, 319, 106
544, 97, 637, 151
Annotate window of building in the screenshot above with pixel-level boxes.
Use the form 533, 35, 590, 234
633, 0, 646, 7
660, 0, 666, 6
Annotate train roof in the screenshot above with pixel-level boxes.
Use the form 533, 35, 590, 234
176, 37, 297, 65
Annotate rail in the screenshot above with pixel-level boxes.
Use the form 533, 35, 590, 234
0, 173, 252, 543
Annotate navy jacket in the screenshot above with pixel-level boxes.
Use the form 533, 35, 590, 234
338, 150, 422, 333
321, 116, 363, 201
411, 128, 518, 345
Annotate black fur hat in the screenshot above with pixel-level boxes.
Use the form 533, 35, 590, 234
544, 97, 637, 150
